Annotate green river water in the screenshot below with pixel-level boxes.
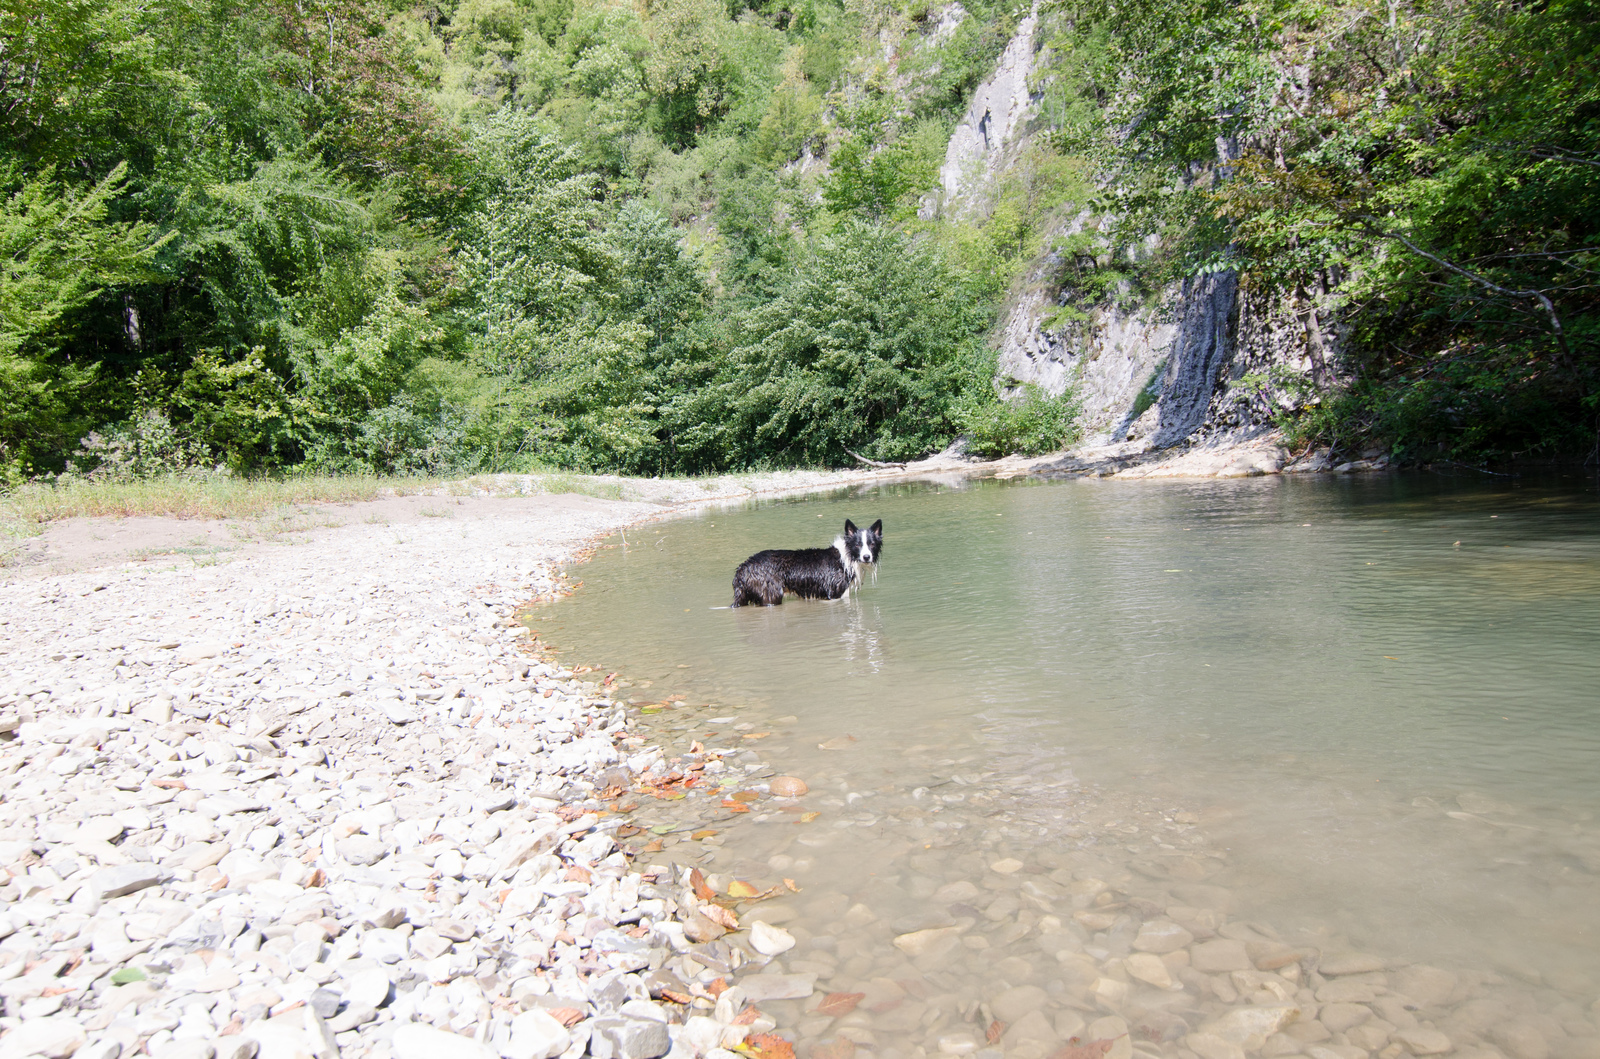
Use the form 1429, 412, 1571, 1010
536, 471, 1600, 1055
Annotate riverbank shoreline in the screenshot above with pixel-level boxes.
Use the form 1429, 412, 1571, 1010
0, 464, 963, 1059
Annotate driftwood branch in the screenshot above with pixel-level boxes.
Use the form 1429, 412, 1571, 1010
844, 448, 907, 469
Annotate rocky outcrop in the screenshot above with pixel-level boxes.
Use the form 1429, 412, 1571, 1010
923, 5, 1041, 219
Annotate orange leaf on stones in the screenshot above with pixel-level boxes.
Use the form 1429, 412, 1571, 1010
690, 868, 716, 902
728, 880, 759, 898
770, 776, 809, 797
731, 790, 760, 803
815, 993, 865, 1017
746, 1034, 796, 1059
704, 904, 740, 930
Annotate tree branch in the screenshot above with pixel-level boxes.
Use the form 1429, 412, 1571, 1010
844, 448, 906, 469
1359, 219, 1571, 363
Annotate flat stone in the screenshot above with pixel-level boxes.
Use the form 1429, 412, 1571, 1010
590, 1018, 670, 1059
1133, 921, 1195, 954
308, 989, 341, 1019
1125, 953, 1175, 990
1317, 981, 1377, 1004
381, 701, 418, 724
152, 1042, 214, 1059
749, 921, 795, 956
1393, 966, 1458, 1007
338, 835, 387, 866
1395, 1029, 1453, 1056
1248, 940, 1304, 970
1319, 953, 1386, 976
93, 863, 165, 899
3, 1016, 89, 1058
893, 926, 963, 956
990, 858, 1024, 874
1187, 1033, 1247, 1059
1319, 1004, 1373, 1033
341, 966, 391, 1009
736, 973, 816, 1002
360, 927, 407, 964
1490, 1024, 1550, 1059
394, 1024, 498, 1059
1005, 1011, 1059, 1045
991, 985, 1049, 1023
506, 1010, 572, 1059
1192, 939, 1253, 973
1200, 1007, 1302, 1050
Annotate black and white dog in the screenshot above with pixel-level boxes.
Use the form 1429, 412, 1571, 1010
731, 519, 883, 607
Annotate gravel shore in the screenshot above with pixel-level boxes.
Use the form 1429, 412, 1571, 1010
0, 474, 902, 1059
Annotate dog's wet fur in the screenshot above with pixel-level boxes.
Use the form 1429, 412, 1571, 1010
731, 519, 883, 607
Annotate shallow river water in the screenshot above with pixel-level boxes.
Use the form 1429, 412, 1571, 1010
536, 471, 1600, 1059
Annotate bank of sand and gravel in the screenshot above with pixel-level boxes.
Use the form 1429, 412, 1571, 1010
0, 468, 925, 1059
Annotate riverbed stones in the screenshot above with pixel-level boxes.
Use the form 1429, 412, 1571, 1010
1491, 1023, 1552, 1059
750, 920, 796, 956
1395, 966, 1460, 1007
1193, 939, 1255, 973
1396, 1028, 1455, 1055
1134, 921, 1195, 954
1319, 953, 1387, 976
92, 863, 166, 899
737, 973, 816, 1002
1125, 953, 1176, 989
770, 777, 808, 797
1318, 1004, 1373, 1034
1200, 1005, 1302, 1050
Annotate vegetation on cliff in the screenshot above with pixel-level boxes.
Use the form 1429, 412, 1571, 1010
1, 0, 1593, 479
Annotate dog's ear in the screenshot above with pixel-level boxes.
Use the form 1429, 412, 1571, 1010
869, 519, 882, 535
844, 519, 858, 536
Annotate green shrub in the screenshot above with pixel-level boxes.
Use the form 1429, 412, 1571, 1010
959, 383, 1083, 457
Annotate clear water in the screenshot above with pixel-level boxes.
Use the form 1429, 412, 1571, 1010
536, 472, 1600, 1050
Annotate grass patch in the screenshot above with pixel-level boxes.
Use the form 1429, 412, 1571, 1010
0, 474, 436, 524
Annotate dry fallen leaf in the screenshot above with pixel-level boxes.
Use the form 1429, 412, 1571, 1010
744, 1033, 796, 1059
548, 1008, 586, 1028
721, 800, 752, 813
988, 1021, 1007, 1044
727, 880, 759, 898
814, 992, 864, 1017
731, 790, 760, 803
691, 829, 719, 841
731, 1007, 764, 1026
642, 839, 663, 853
783, 878, 801, 892
703, 904, 739, 930
659, 990, 693, 1005
690, 868, 716, 902
707, 978, 729, 998
799, 811, 820, 823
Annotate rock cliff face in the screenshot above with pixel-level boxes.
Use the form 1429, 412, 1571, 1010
944, 18, 1336, 452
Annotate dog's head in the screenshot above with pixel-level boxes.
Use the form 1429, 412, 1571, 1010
843, 519, 884, 564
